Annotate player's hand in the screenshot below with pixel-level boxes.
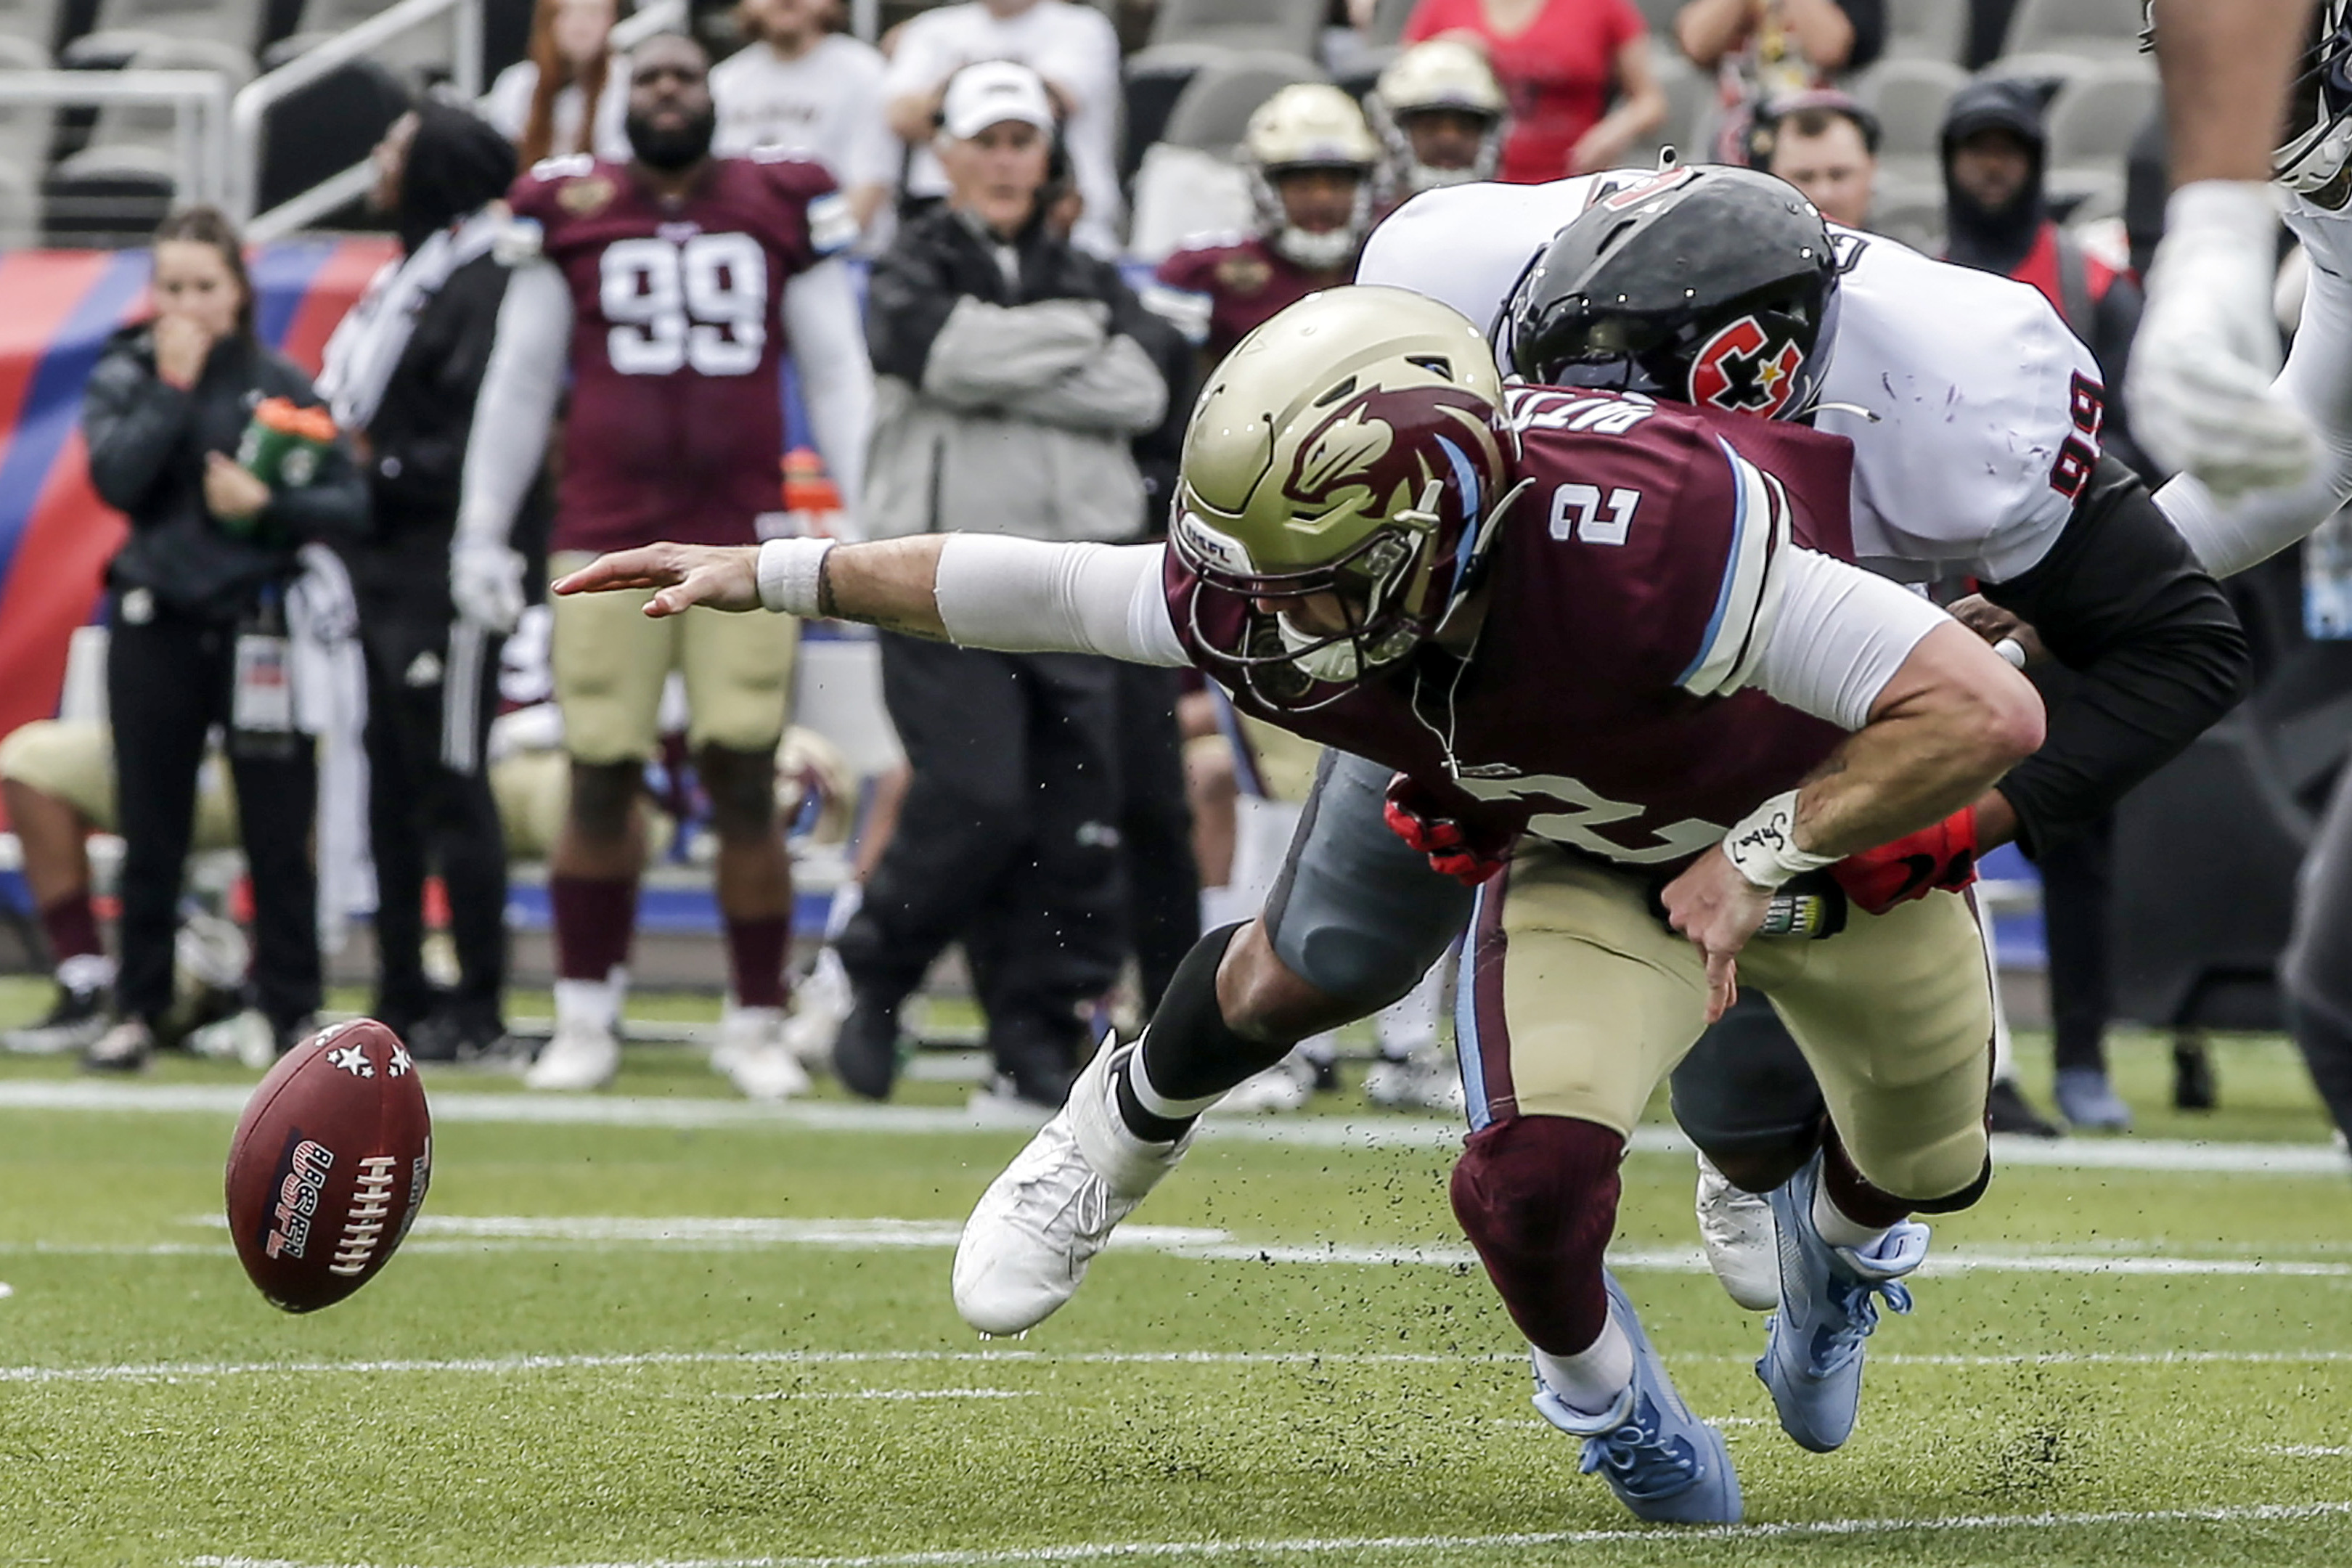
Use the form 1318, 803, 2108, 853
1829, 806, 1978, 915
202, 453, 269, 523
2129, 180, 2318, 500
1945, 594, 2043, 667
1381, 773, 1514, 886
450, 541, 526, 634
1660, 847, 1773, 1024
551, 543, 763, 617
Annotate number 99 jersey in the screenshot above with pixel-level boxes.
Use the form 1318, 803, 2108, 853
505, 150, 854, 553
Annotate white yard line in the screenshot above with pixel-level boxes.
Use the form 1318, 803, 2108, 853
0, 1081, 2341, 1174
719, 1389, 1034, 1402
184, 1499, 2352, 1568
15, 1344, 2352, 1387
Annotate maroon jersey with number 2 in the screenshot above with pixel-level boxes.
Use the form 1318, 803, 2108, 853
1167, 387, 1862, 871
505, 150, 848, 554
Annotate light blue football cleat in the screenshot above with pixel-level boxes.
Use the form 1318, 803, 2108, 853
1532, 1270, 1742, 1524
1756, 1151, 1930, 1453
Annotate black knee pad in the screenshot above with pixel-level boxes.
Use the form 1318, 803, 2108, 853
698, 745, 780, 838
567, 761, 640, 841
1669, 991, 1826, 1180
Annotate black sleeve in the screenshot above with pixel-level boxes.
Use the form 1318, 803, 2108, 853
865, 238, 960, 385
81, 346, 191, 518
1979, 459, 2252, 857
1834, 0, 1886, 73
257, 358, 370, 547
2090, 276, 2157, 483
371, 256, 513, 515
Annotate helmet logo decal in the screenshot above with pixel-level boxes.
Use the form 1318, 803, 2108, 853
1689, 316, 1806, 417
1596, 165, 1698, 211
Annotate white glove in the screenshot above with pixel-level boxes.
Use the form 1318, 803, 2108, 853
2128, 181, 2319, 502
450, 540, 526, 635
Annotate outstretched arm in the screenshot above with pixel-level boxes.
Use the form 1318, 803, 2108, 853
551, 534, 1191, 665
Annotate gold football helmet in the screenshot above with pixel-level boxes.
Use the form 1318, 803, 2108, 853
1172, 286, 1522, 706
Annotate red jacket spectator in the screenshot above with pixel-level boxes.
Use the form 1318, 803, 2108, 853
1403, 0, 1666, 182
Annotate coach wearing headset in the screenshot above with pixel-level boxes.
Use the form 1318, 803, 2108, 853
844, 60, 1167, 1116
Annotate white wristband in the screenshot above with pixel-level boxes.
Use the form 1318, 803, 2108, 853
2163, 179, 2279, 245
1721, 790, 1837, 890
757, 536, 833, 617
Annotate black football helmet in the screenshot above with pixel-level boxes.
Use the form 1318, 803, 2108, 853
1495, 164, 1841, 420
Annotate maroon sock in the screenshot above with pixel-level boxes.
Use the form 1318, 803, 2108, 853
1449, 1116, 1626, 1355
39, 892, 102, 966
550, 875, 639, 982
725, 915, 791, 1010
1821, 1132, 1916, 1231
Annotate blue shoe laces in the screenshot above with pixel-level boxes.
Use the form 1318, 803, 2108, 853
1806, 1272, 1914, 1377
1576, 1393, 1703, 1501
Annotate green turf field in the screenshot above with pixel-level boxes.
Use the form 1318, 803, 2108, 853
1, 979, 2348, 1568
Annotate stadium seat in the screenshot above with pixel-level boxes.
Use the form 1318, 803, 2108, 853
61, 0, 263, 65
252, 51, 407, 215
1865, 175, 1946, 253
1160, 49, 1326, 152
1998, 0, 2146, 62
2043, 57, 2157, 173
1363, 0, 1413, 48
45, 36, 253, 242
1127, 142, 1250, 262
1146, 0, 1323, 59
1126, 49, 1320, 248
1855, 54, 1967, 187
1123, 39, 1238, 179
0, 38, 56, 203
1883, 0, 1967, 62
265, 0, 450, 77
1628, 0, 1682, 40
0, 158, 39, 248
0, 0, 62, 54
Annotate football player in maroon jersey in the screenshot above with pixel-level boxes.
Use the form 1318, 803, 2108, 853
453, 31, 873, 1096
553, 286, 2044, 1524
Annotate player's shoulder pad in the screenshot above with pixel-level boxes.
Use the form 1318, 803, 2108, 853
748, 150, 854, 257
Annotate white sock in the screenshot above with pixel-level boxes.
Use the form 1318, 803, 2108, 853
1534, 1318, 1636, 1415
554, 976, 619, 1034
1812, 1180, 1894, 1251
1125, 1037, 1227, 1122
57, 952, 115, 993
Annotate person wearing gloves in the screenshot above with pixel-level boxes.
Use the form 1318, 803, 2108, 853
320, 100, 524, 1063
840, 59, 1165, 1116
78, 205, 369, 1071
452, 32, 873, 1096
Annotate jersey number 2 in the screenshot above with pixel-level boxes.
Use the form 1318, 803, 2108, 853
601, 233, 767, 377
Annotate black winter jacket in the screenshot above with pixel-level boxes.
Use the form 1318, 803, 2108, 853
83, 327, 367, 618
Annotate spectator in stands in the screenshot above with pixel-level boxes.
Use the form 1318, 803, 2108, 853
880, 0, 1124, 257
319, 102, 520, 1064
1368, 37, 1511, 196
77, 206, 367, 1071
1146, 85, 1383, 365
1938, 74, 2148, 1135
1677, 0, 1886, 162
1401, 0, 1666, 181
712, 0, 898, 240
488, 0, 632, 166
849, 60, 1166, 1114
1748, 88, 1879, 229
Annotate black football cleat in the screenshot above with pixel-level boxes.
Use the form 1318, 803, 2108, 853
833, 998, 904, 1101
1986, 1077, 2063, 1138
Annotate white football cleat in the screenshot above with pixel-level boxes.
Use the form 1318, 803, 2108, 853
526, 1020, 620, 1092
718, 1008, 810, 1101
952, 1042, 1192, 1335
781, 947, 854, 1069
1696, 1152, 1781, 1312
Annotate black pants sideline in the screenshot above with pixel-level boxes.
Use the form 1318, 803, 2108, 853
109, 597, 319, 1032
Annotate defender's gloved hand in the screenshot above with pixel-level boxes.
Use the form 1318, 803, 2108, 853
451, 541, 526, 636
1382, 772, 1514, 887
1829, 807, 1979, 916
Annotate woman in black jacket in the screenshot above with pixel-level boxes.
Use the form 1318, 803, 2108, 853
80, 205, 368, 1071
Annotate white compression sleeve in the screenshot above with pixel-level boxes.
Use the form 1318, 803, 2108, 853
456, 260, 571, 550
783, 259, 875, 531
931, 536, 1190, 665
1745, 549, 1948, 731
2158, 222, 2352, 577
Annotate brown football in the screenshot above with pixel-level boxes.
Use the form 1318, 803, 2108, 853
224, 1018, 433, 1312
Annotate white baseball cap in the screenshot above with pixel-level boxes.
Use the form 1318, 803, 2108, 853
939, 60, 1057, 140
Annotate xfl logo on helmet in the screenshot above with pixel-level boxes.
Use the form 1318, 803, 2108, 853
1689, 316, 1805, 417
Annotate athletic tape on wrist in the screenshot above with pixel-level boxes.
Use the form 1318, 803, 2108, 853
1721, 790, 1837, 890
757, 537, 833, 616
2164, 179, 2279, 243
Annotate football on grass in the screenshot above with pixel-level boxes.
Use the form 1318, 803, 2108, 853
224, 1018, 432, 1312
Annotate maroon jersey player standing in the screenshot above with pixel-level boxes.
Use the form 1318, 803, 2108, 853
553, 285, 2044, 1524
453, 31, 873, 1096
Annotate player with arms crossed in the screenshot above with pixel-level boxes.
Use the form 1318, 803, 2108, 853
454, 31, 873, 1095
556, 285, 2046, 1523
